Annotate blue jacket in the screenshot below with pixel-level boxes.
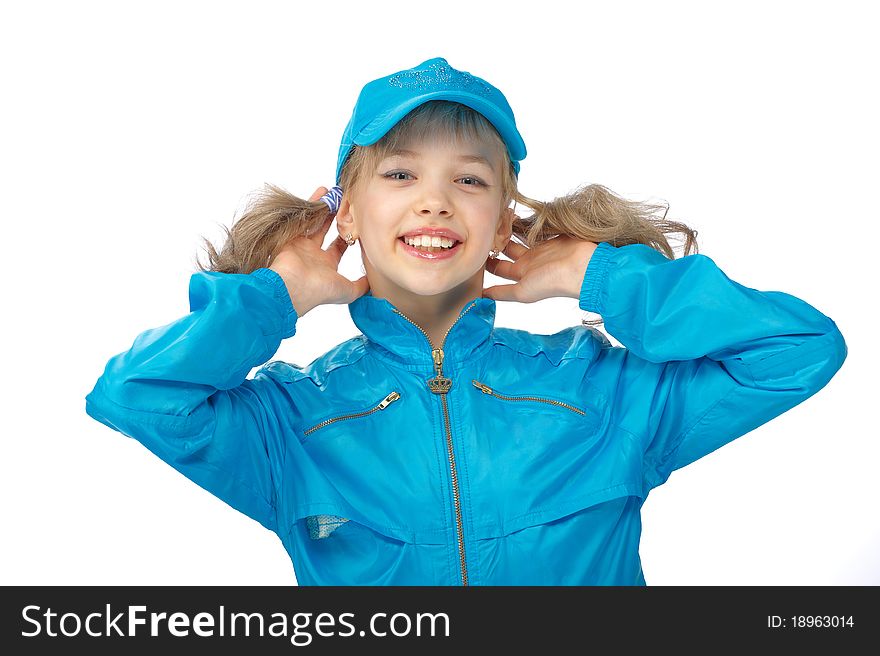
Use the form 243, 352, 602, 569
84, 241, 847, 585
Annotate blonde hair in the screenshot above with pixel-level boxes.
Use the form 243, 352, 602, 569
196, 101, 699, 324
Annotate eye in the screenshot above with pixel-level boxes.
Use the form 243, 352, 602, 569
382, 170, 413, 181
380, 171, 487, 187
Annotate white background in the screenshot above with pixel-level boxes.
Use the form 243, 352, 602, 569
1, 0, 876, 586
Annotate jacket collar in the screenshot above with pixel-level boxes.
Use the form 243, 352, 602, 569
348, 291, 496, 368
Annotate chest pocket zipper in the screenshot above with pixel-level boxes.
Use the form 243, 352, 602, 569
302, 391, 401, 437
471, 380, 586, 416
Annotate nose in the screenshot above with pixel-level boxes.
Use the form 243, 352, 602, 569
419, 205, 451, 217
415, 181, 453, 217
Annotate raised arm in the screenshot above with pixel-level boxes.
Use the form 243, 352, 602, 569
85, 268, 298, 530
578, 241, 847, 492
85, 185, 369, 531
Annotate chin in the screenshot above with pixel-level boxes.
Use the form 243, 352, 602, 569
401, 282, 459, 298
401, 272, 483, 299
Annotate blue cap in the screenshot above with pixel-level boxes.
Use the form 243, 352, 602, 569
335, 57, 527, 185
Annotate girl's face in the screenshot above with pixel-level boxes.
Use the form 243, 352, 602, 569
339, 137, 512, 302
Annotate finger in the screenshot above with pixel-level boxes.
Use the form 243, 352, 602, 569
484, 256, 499, 276
482, 283, 521, 302
502, 239, 529, 260
309, 186, 340, 243
348, 275, 370, 302
325, 233, 349, 260
308, 213, 335, 242
485, 257, 520, 281
308, 186, 329, 203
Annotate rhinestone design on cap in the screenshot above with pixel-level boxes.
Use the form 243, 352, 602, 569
388, 60, 493, 97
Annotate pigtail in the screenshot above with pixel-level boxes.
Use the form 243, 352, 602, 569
195, 183, 334, 274
510, 184, 700, 327
511, 184, 698, 259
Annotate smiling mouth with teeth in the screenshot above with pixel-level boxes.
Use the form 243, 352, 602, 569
401, 235, 461, 252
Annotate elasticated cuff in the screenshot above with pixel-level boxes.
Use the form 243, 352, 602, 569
578, 241, 616, 315
251, 267, 298, 339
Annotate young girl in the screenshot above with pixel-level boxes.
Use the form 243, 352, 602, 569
85, 56, 847, 586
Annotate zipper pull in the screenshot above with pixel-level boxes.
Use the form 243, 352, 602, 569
428, 348, 452, 395
472, 380, 492, 394
378, 391, 401, 409
432, 348, 444, 374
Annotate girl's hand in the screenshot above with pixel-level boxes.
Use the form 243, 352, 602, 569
269, 186, 369, 317
483, 233, 599, 303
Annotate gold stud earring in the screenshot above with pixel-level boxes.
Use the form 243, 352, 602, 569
489, 249, 500, 259
344, 233, 357, 246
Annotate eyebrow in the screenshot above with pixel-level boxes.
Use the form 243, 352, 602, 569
385, 148, 496, 172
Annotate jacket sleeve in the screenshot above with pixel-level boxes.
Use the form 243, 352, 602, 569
578, 241, 848, 493
84, 267, 298, 532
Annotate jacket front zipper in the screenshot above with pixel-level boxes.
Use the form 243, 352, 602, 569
393, 301, 478, 586
303, 392, 401, 437
471, 380, 586, 416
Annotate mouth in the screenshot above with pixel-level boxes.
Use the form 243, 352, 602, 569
398, 235, 464, 260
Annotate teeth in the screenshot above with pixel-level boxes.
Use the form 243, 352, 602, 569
404, 235, 457, 248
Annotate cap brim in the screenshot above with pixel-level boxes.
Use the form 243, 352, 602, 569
355, 91, 527, 162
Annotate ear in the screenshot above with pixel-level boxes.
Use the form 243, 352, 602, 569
493, 206, 515, 251
335, 197, 355, 238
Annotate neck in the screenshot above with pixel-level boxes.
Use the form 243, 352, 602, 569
368, 273, 484, 349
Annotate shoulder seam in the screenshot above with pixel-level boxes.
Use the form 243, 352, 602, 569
489, 325, 604, 363
258, 336, 369, 385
